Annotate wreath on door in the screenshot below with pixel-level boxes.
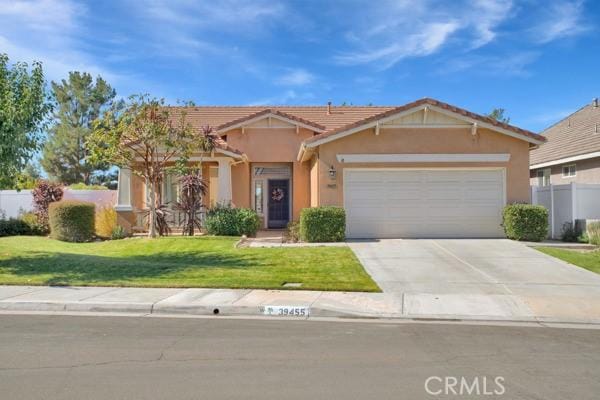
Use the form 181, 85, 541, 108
271, 188, 285, 202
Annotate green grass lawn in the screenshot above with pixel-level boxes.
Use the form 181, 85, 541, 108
0, 236, 379, 292
537, 247, 600, 275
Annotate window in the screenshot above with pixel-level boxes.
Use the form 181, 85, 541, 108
254, 180, 263, 214
562, 164, 576, 178
537, 168, 551, 187
163, 173, 180, 204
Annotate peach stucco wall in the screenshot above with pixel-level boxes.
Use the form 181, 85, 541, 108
226, 127, 313, 220
315, 127, 531, 206
119, 123, 532, 231
310, 156, 319, 207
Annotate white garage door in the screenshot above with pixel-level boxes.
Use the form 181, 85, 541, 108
344, 169, 505, 238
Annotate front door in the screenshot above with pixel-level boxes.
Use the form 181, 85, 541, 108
267, 179, 290, 229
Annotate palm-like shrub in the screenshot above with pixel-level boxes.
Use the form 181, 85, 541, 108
173, 173, 207, 236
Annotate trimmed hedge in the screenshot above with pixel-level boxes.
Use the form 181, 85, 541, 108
205, 204, 261, 236
0, 213, 46, 237
49, 200, 96, 242
299, 206, 346, 243
502, 204, 548, 242
0, 218, 31, 237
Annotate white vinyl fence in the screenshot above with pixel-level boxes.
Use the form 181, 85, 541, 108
531, 183, 600, 239
0, 189, 117, 218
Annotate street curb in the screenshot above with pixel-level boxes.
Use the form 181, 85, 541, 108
2, 300, 600, 326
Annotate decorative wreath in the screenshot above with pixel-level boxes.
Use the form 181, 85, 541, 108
271, 188, 285, 202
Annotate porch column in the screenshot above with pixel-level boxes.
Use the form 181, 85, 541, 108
217, 159, 233, 205
115, 167, 133, 211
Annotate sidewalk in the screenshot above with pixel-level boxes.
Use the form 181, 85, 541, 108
0, 285, 401, 318
2, 285, 600, 325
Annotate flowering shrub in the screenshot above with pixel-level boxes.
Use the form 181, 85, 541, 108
32, 180, 63, 231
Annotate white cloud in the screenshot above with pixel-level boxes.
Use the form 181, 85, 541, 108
468, 0, 513, 48
275, 69, 315, 86
0, 0, 144, 97
336, 22, 460, 68
333, 0, 514, 69
530, 1, 590, 44
143, 0, 285, 32
0, 0, 83, 32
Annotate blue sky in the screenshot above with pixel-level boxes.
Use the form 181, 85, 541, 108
1, 0, 599, 132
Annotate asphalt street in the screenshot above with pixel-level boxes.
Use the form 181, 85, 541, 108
0, 314, 598, 399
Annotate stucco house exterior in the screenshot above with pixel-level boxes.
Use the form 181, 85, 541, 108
530, 98, 600, 186
115, 98, 545, 239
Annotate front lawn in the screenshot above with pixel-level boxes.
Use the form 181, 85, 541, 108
0, 236, 379, 292
537, 247, 600, 275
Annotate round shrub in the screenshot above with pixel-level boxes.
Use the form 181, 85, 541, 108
205, 204, 260, 236
49, 200, 96, 242
502, 204, 548, 242
299, 206, 346, 242
235, 208, 261, 236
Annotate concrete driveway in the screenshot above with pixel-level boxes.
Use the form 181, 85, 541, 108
349, 239, 600, 321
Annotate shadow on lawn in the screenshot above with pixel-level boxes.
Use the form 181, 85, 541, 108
0, 250, 263, 286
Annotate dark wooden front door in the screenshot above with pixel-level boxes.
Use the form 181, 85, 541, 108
267, 179, 290, 229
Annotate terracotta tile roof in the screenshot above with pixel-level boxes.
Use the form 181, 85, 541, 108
216, 108, 327, 132
212, 135, 243, 157
170, 105, 395, 133
530, 102, 600, 166
304, 98, 544, 145
167, 98, 544, 158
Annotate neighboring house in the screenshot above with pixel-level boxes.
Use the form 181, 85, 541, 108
115, 98, 545, 239
530, 98, 600, 186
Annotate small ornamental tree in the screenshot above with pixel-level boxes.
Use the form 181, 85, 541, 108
32, 180, 64, 231
88, 95, 213, 238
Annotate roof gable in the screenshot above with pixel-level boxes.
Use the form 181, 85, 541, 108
302, 98, 545, 148
216, 109, 326, 133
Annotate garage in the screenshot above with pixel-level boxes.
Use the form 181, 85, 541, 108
344, 169, 506, 239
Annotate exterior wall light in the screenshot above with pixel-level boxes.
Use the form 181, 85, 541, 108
328, 165, 337, 180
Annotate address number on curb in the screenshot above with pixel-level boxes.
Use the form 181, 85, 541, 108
262, 306, 310, 317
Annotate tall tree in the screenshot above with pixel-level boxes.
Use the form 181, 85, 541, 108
15, 163, 42, 190
41, 72, 116, 184
487, 108, 510, 124
88, 95, 212, 238
0, 54, 52, 188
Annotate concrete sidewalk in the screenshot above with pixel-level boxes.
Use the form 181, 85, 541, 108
0, 285, 401, 318
1, 284, 600, 324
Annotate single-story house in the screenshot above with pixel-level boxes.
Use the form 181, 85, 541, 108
115, 98, 545, 239
530, 98, 600, 186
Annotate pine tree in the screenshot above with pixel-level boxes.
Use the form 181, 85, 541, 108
41, 72, 116, 184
